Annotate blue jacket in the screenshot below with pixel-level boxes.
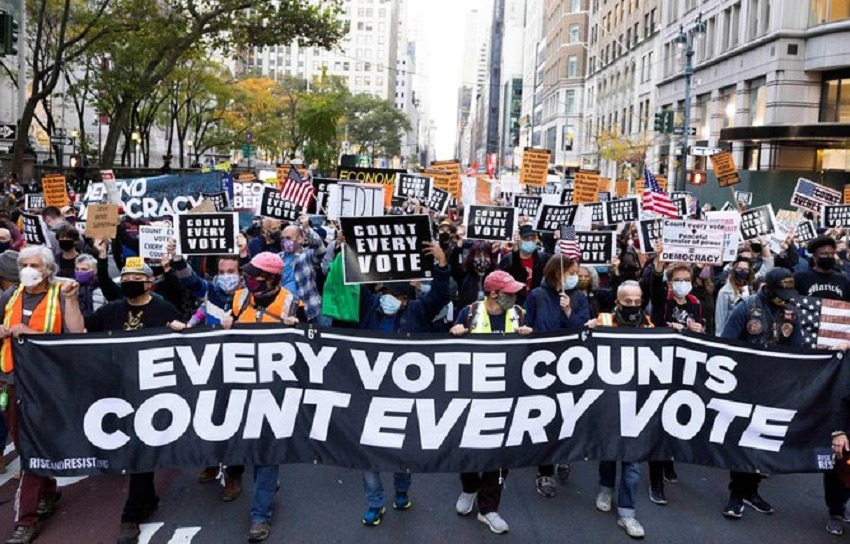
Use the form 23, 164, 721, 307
359, 264, 451, 333
172, 258, 234, 326
720, 291, 803, 348
524, 282, 590, 332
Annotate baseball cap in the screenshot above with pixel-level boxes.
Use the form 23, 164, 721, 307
519, 224, 538, 239
764, 268, 797, 301
121, 256, 153, 279
380, 281, 416, 298
0, 251, 19, 282
483, 270, 525, 294
242, 252, 284, 277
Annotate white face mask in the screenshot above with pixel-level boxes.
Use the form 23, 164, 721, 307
20, 267, 42, 288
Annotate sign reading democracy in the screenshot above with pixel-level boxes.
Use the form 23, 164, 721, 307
661, 218, 726, 265
463, 205, 517, 242
176, 212, 238, 256
340, 215, 433, 285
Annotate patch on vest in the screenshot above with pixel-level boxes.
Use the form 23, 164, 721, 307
780, 322, 794, 338
746, 319, 763, 335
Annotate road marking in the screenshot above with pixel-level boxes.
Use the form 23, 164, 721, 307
138, 522, 165, 544
166, 527, 202, 543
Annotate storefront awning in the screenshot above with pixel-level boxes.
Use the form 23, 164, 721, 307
720, 123, 850, 146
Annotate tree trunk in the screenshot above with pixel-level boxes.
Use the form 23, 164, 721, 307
100, 99, 133, 167
10, 97, 40, 176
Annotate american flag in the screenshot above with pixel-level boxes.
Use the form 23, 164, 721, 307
796, 178, 816, 197
559, 225, 582, 260
641, 167, 678, 219
793, 296, 850, 349
279, 165, 314, 208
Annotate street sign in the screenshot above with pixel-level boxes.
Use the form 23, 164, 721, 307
0, 124, 15, 140
673, 127, 697, 136
690, 146, 724, 156
49, 137, 73, 146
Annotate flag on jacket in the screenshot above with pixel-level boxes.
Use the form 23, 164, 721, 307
641, 167, 677, 219
793, 296, 850, 349
559, 224, 581, 260
279, 165, 314, 208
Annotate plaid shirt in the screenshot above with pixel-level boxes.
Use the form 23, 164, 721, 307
281, 228, 326, 321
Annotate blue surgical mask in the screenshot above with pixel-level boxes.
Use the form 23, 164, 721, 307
520, 241, 537, 254
596, 266, 610, 274
214, 273, 240, 293
418, 283, 432, 296
563, 274, 579, 291
380, 294, 402, 315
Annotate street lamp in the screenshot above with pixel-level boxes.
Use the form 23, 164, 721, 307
186, 140, 194, 166
673, 13, 706, 192
131, 131, 141, 168
70, 130, 79, 154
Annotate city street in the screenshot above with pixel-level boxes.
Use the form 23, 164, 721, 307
0, 445, 836, 544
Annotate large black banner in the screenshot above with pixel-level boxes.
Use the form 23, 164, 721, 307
14, 327, 845, 477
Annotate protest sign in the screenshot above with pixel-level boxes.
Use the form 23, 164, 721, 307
711, 152, 741, 187
560, 188, 574, 205
598, 192, 611, 203
573, 171, 600, 204
475, 177, 493, 205
309, 177, 340, 215
672, 197, 689, 218
461, 176, 477, 207
519, 148, 550, 187
776, 209, 803, 231
514, 195, 543, 218
426, 187, 450, 215
188, 199, 216, 214
42, 175, 69, 208
85, 204, 120, 240
259, 186, 302, 222
598, 177, 612, 194
721, 202, 735, 212
176, 212, 238, 256
463, 206, 517, 242
239, 172, 257, 182
739, 204, 777, 241
340, 215, 433, 285
615, 179, 629, 197
845, 184, 850, 204
336, 166, 405, 208
822, 205, 850, 228
21, 213, 50, 248
428, 160, 463, 198
736, 191, 753, 206
499, 175, 523, 195
87, 173, 220, 219
232, 180, 265, 211
661, 218, 726, 265
24, 193, 44, 211
638, 219, 663, 254
704, 211, 742, 262
584, 202, 605, 224
576, 231, 615, 265
535, 205, 578, 232
13, 327, 846, 477
327, 183, 385, 221
394, 174, 433, 201
791, 178, 842, 213
604, 197, 641, 225
139, 224, 177, 260
201, 191, 229, 211
796, 220, 817, 244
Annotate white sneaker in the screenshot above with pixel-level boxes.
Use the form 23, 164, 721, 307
477, 511, 509, 534
456, 491, 477, 515
617, 516, 645, 539
595, 489, 613, 512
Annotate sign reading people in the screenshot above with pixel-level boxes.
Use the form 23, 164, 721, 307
463, 205, 518, 242
791, 177, 842, 213
139, 223, 177, 260
739, 204, 777, 241
259, 186, 302, 222
514, 195, 543, 218
661, 218, 726, 265
576, 231, 615, 265
535, 204, 578, 232
394, 173, 432, 201
176, 212, 238, 256
340, 215, 434, 284
519, 148, 550, 187
604, 197, 641, 225
21, 213, 50, 248
13, 328, 848, 476
232, 179, 265, 210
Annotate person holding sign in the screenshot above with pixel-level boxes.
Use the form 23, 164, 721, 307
450, 270, 532, 535
715, 256, 756, 337
278, 215, 332, 326
0, 246, 84, 544
498, 225, 548, 304
524, 255, 590, 498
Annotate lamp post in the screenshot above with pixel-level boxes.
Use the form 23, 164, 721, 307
673, 13, 706, 193
70, 130, 79, 154
186, 140, 194, 167
131, 131, 141, 169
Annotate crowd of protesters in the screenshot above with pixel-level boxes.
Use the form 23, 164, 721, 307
0, 172, 850, 543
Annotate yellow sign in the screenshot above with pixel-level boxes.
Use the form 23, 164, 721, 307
519, 149, 550, 187
42, 175, 69, 208
573, 171, 600, 204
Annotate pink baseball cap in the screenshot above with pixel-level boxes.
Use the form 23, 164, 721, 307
241, 252, 284, 276
483, 270, 525, 294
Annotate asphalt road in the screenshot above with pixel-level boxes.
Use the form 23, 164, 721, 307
0, 450, 839, 544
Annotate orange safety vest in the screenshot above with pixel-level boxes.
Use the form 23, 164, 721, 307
597, 312, 654, 328
0, 284, 62, 373
232, 287, 295, 324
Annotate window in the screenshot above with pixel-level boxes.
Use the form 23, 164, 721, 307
570, 0, 581, 12
721, 86, 737, 127
644, 13, 651, 37
819, 71, 850, 122
567, 55, 578, 78
565, 89, 576, 113
749, 77, 767, 126
698, 94, 711, 139
811, 0, 850, 23
569, 24, 580, 43
730, 3, 741, 47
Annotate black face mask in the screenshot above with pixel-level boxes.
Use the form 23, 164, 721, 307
750, 243, 762, 253
618, 305, 641, 324
121, 281, 148, 299
438, 232, 451, 245
733, 269, 750, 283
58, 239, 75, 252
840, 250, 848, 261
816, 256, 835, 270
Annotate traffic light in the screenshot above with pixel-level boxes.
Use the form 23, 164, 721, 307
689, 170, 707, 186
653, 113, 664, 132
69, 154, 81, 169
0, 11, 18, 56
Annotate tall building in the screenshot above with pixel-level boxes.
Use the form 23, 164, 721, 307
585, 0, 661, 179
456, 7, 485, 162
498, 0, 526, 170
657, 0, 850, 203
519, 0, 544, 149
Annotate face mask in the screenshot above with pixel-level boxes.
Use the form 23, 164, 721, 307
671, 281, 692, 298
438, 232, 451, 245
281, 239, 296, 254
19, 267, 42, 288
243, 275, 268, 295
496, 293, 516, 311
619, 305, 641, 324
563, 274, 579, 291
733, 269, 750, 283
816, 256, 834, 270
267, 231, 281, 242
473, 258, 490, 274
214, 273, 240, 293
380, 294, 402, 315
840, 250, 848, 261
418, 283, 432, 296
699, 267, 711, 280
750, 243, 762, 253
75, 269, 95, 285
596, 266, 610, 274
120, 281, 148, 299
0, 242, 10, 253
58, 239, 75, 251
577, 278, 591, 291
520, 241, 537, 254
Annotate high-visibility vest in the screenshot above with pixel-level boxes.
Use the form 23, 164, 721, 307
0, 284, 62, 373
232, 287, 295, 324
469, 302, 523, 334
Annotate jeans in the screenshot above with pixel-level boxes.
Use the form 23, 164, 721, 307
363, 471, 412, 509
825, 469, 850, 516
599, 461, 641, 518
311, 315, 333, 327
250, 465, 279, 524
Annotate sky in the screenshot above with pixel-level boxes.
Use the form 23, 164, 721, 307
409, 0, 487, 159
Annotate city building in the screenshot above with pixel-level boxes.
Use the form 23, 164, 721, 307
518, 0, 544, 150
497, 0, 526, 171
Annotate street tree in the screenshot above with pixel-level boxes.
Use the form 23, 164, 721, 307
344, 93, 411, 162
299, 74, 347, 175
